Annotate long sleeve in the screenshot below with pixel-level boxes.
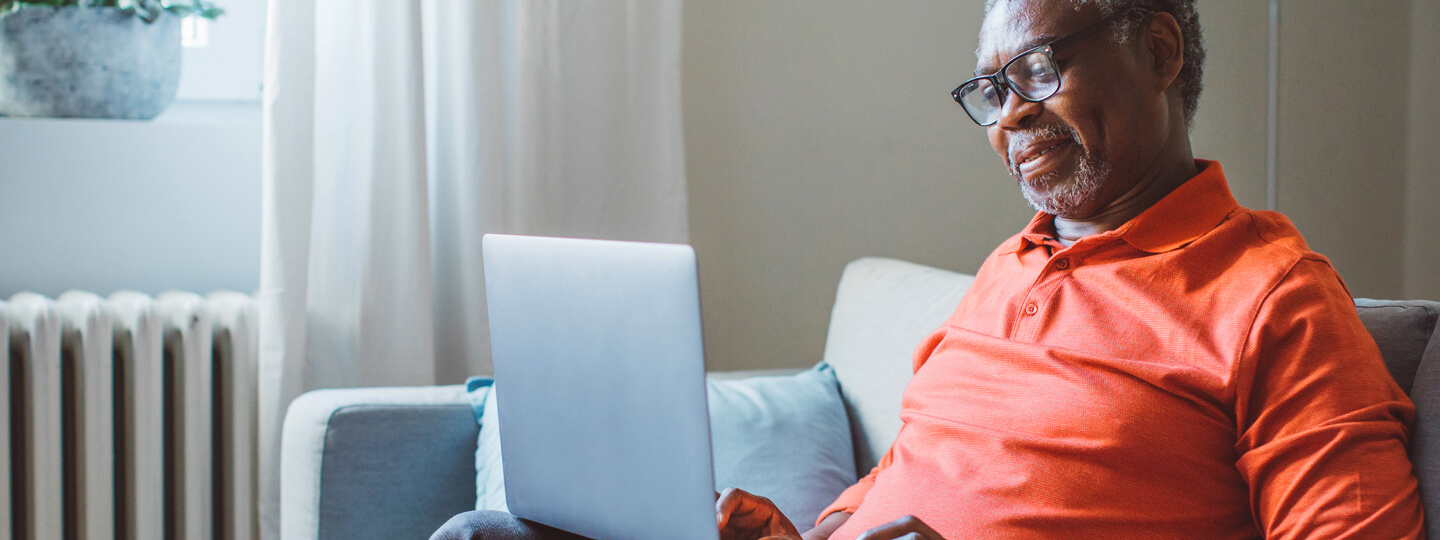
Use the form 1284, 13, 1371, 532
1234, 258, 1425, 539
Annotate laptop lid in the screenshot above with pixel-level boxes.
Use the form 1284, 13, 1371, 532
482, 234, 719, 540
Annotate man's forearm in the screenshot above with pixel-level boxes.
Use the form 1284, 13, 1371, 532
802, 512, 852, 540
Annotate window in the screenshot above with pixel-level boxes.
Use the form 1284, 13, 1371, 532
176, 0, 265, 102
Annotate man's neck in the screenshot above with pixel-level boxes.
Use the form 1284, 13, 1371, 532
1053, 150, 1198, 247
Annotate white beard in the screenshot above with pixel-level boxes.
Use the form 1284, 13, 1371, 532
1008, 125, 1112, 218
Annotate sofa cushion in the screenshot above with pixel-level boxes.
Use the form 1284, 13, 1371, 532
1355, 298, 1440, 540
467, 365, 855, 527
820, 258, 974, 473
1355, 299, 1439, 394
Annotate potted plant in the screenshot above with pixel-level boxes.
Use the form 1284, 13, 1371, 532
0, 0, 223, 119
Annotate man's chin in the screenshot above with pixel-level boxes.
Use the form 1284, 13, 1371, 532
1011, 150, 1111, 217
1020, 178, 1098, 218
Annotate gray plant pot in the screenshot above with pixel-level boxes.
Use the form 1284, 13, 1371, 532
0, 5, 181, 120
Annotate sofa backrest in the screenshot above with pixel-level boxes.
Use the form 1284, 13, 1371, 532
820, 258, 973, 473
821, 257, 1438, 538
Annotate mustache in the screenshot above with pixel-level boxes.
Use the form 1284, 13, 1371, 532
1008, 124, 1080, 154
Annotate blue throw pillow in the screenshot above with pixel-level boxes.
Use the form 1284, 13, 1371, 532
708, 363, 857, 527
463, 376, 507, 512
465, 363, 856, 527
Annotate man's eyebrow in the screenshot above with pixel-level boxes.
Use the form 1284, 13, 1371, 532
1019, 34, 1058, 52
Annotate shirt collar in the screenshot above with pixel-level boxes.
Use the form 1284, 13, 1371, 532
998, 160, 1239, 255
997, 212, 1062, 255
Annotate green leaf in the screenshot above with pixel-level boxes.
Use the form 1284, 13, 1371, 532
135, 2, 160, 21
2, 0, 223, 19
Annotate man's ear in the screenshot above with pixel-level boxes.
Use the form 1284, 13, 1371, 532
1143, 12, 1185, 93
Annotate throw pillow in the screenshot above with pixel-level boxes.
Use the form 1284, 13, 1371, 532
463, 376, 507, 512
466, 363, 856, 527
708, 363, 857, 527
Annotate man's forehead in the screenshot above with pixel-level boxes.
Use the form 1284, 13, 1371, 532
975, 0, 1096, 74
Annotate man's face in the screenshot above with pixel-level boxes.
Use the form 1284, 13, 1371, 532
976, 0, 1168, 219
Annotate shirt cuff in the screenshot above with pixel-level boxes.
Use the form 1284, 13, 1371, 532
816, 476, 875, 526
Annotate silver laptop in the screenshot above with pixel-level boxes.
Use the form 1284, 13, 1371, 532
482, 234, 720, 540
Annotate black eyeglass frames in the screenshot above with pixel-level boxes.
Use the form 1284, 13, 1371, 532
952, 7, 1152, 126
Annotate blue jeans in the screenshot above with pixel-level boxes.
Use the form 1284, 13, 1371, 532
430, 510, 593, 540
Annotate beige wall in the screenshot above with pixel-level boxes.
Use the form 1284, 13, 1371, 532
1277, 0, 1411, 299
1406, 0, 1440, 301
683, 0, 1440, 372
1190, 0, 1268, 210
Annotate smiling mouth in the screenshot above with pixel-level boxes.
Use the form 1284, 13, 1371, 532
1019, 141, 1066, 164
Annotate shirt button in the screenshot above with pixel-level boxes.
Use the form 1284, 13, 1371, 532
1055, 258, 1070, 270
1024, 303, 1038, 316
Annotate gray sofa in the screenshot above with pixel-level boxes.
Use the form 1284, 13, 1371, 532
280, 257, 1439, 540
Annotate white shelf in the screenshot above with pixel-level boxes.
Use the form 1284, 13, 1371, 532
0, 100, 261, 128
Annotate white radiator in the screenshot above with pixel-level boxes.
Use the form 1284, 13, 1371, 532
3, 291, 258, 540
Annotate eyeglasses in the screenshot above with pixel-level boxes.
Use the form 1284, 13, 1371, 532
953, 7, 1152, 126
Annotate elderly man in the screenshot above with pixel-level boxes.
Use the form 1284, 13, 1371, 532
436, 0, 1424, 538
714, 0, 1425, 538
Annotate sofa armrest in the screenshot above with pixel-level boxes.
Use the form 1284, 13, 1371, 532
281, 385, 479, 540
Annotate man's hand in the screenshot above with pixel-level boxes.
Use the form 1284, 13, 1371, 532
716, 487, 801, 540
855, 515, 943, 540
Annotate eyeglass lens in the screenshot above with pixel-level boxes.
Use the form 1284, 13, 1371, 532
958, 48, 1062, 125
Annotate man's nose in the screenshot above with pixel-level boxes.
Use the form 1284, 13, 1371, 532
994, 89, 1042, 129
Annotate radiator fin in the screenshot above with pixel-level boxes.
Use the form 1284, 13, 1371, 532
57, 291, 116, 540
1, 299, 10, 540
157, 292, 215, 540
209, 292, 259, 540
109, 292, 166, 540
8, 293, 64, 540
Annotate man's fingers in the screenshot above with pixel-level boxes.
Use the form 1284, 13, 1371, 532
716, 487, 758, 533
855, 515, 943, 540
717, 487, 802, 540
715, 487, 740, 526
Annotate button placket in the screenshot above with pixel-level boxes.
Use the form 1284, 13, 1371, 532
1014, 253, 1078, 339
1008, 243, 1089, 340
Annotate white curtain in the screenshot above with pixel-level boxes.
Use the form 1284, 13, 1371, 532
258, 0, 687, 537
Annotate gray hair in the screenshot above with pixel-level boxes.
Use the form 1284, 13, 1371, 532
984, 0, 1206, 125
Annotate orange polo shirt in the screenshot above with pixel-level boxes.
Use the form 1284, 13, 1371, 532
821, 161, 1424, 539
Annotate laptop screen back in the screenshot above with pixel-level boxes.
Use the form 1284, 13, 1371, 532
482, 234, 719, 540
